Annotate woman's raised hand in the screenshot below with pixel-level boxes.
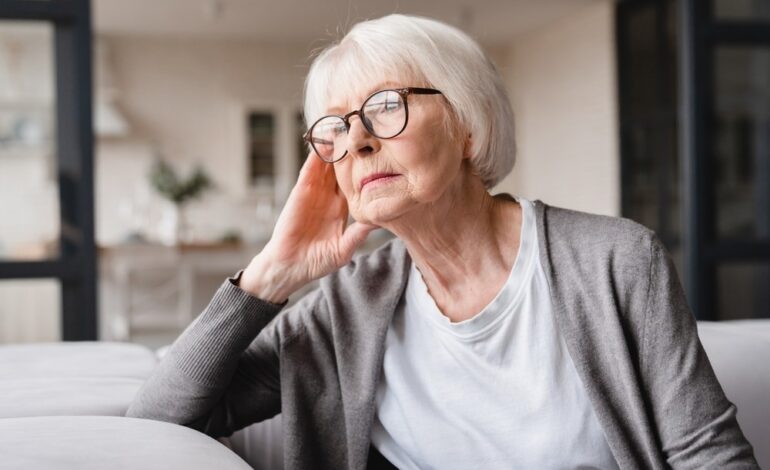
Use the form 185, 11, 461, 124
238, 153, 378, 303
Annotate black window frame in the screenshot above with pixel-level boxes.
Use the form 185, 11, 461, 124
680, 0, 770, 320
618, 0, 770, 320
0, 0, 96, 340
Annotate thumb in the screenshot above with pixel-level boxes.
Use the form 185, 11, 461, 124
338, 222, 379, 260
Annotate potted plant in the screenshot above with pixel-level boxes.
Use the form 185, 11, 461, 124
148, 159, 212, 245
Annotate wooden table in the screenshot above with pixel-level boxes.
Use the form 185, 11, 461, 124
99, 242, 264, 341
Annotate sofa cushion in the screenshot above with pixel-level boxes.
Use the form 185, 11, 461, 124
0, 416, 251, 469
0, 377, 144, 418
0, 342, 157, 380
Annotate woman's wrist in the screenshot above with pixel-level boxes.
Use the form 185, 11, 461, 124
238, 253, 301, 304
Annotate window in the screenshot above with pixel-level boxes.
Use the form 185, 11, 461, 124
713, 46, 770, 241
617, 0, 770, 320
243, 106, 306, 191
0, 0, 96, 341
0, 21, 59, 262
617, 0, 682, 272
247, 112, 275, 186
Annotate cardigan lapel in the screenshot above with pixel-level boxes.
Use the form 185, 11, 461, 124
532, 200, 664, 469
324, 240, 411, 470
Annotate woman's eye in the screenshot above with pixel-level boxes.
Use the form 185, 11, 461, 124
383, 100, 400, 111
370, 100, 400, 113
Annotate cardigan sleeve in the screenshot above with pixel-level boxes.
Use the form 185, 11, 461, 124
125, 276, 289, 438
640, 235, 759, 468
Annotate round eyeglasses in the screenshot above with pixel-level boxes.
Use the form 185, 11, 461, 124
303, 87, 443, 163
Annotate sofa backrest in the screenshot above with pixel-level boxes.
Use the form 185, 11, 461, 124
698, 320, 770, 468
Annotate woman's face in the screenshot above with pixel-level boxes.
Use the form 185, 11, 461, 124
326, 82, 468, 226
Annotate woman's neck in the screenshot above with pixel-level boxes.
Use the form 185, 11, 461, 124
380, 168, 522, 322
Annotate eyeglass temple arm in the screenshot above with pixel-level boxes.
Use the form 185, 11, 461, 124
406, 87, 442, 95
302, 130, 334, 144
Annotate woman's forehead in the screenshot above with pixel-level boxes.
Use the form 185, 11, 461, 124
311, 42, 427, 117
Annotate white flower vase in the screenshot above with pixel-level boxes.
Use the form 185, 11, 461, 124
160, 203, 187, 246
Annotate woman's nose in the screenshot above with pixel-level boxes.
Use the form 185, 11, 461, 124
346, 116, 379, 157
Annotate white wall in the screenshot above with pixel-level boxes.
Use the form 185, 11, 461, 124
493, 1, 619, 216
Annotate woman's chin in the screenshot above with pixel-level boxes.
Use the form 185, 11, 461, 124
355, 195, 411, 226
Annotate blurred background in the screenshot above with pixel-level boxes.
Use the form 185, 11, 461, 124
0, 0, 767, 347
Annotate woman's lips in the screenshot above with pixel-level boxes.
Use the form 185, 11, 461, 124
360, 173, 400, 190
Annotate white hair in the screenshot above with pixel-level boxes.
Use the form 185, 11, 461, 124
303, 14, 516, 188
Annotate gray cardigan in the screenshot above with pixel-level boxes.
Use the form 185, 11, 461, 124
126, 201, 758, 469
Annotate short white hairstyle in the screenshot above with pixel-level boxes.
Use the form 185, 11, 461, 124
303, 14, 516, 188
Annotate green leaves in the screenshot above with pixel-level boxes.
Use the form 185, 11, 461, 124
149, 159, 212, 205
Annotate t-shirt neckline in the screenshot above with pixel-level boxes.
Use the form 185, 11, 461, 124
406, 196, 538, 341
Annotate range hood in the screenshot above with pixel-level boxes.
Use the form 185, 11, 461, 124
94, 39, 130, 137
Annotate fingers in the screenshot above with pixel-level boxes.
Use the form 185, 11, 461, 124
297, 151, 321, 182
298, 151, 338, 192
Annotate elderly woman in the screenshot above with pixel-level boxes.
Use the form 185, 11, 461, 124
127, 14, 758, 470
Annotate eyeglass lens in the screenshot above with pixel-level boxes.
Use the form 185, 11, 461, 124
309, 90, 407, 162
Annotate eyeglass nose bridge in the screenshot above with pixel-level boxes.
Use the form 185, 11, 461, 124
341, 109, 374, 136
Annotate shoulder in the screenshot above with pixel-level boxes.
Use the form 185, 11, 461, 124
534, 202, 668, 307
535, 202, 675, 338
536, 201, 659, 269
538, 202, 655, 247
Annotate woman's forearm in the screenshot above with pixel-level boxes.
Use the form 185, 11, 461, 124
125, 277, 284, 434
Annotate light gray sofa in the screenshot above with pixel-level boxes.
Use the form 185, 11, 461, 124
0, 416, 252, 470
696, 320, 770, 467
0, 342, 251, 469
1, 320, 768, 469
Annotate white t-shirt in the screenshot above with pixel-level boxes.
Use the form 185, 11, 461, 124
370, 197, 619, 469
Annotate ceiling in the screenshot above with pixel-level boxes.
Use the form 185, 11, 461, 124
93, 0, 601, 46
